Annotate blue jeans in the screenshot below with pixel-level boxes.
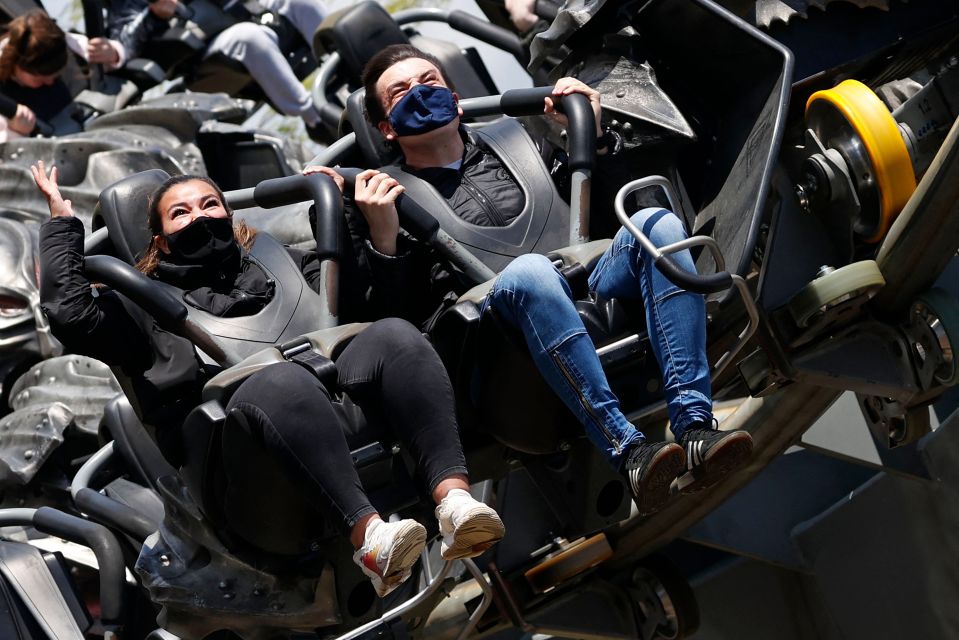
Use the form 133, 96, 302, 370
484, 208, 712, 467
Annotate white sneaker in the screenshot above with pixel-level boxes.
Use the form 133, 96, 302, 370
352, 518, 427, 597
435, 489, 505, 560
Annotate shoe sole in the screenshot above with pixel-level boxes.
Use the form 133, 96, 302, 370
676, 431, 753, 494
380, 521, 427, 584
634, 444, 686, 516
441, 507, 505, 561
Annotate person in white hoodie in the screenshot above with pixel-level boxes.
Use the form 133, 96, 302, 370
0, 10, 126, 141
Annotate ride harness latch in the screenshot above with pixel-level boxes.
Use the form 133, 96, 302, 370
278, 338, 338, 390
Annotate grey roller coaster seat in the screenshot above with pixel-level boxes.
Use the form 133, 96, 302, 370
315, 1, 410, 81
95, 170, 329, 362
378, 117, 572, 273
94, 168, 167, 265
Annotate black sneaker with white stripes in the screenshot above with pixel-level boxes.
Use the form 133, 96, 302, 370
675, 423, 753, 494
623, 442, 686, 516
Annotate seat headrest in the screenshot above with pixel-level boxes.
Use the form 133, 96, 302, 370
314, 1, 409, 84
96, 169, 171, 265
345, 88, 401, 168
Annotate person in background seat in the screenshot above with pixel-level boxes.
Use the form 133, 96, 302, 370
0, 10, 125, 141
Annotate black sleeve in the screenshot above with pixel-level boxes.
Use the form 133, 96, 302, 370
39, 217, 152, 372
106, 0, 169, 60
341, 200, 441, 326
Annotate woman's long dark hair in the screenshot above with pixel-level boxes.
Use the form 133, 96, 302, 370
135, 174, 257, 276
0, 11, 67, 82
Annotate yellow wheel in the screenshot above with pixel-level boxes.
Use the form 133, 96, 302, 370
788, 261, 885, 328
806, 79, 917, 243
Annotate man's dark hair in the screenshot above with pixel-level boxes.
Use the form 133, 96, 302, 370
361, 44, 451, 125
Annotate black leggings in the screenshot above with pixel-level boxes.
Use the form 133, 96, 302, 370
225, 318, 468, 531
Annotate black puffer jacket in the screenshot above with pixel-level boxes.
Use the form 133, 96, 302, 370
38, 216, 331, 457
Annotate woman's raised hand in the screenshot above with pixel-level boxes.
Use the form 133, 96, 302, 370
31, 160, 74, 218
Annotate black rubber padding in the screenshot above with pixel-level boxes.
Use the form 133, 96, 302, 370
448, 10, 526, 61
74, 488, 158, 543
395, 193, 441, 241
253, 173, 342, 259
498, 89, 594, 171
500, 87, 553, 117
33, 507, 125, 626
653, 255, 733, 294
337, 168, 441, 242
561, 92, 595, 172
83, 254, 187, 327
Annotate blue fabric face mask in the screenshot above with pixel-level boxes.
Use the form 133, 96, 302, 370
387, 84, 458, 136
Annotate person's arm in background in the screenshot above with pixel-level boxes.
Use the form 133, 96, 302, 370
505, 0, 539, 32
67, 32, 128, 70
32, 161, 153, 372
105, 0, 177, 60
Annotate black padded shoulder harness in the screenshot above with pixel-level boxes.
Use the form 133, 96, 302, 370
383, 119, 571, 273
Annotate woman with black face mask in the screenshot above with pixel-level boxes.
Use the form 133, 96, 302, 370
31, 161, 504, 598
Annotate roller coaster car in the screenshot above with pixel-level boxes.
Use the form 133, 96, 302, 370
312, 0, 959, 591
56, 167, 698, 639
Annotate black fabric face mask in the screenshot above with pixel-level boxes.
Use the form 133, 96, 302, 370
164, 216, 239, 268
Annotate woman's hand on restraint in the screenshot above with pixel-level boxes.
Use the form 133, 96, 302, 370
9, 103, 37, 135
544, 77, 603, 139
354, 169, 404, 256
31, 161, 74, 218
86, 37, 120, 65
302, 165, 345, 194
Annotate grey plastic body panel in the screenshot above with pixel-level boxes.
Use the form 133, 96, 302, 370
155, 233, 327, 362
201, 322, 369, 402
0, 542, 84, 640
384, 119, 570, 273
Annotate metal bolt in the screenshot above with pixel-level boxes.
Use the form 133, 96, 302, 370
816, 265, 836, 278
559, 441, 571, 451
615, 88, 626, 98
160, 555, 171, 567
223, 593, 234, 600
218, 581, 229, 590
23, 450, 34, 460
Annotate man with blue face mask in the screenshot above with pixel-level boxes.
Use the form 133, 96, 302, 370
316, 44, 754, 517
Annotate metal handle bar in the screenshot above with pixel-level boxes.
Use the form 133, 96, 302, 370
614, 175, 759, 382
614, 176, 732, 294
83, 255, 236, 366
0, 507, 126, 630
393, 8, 527, 64
225, 172, 343, 260
72, 441, 158, 542
336, 167, 496, 284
